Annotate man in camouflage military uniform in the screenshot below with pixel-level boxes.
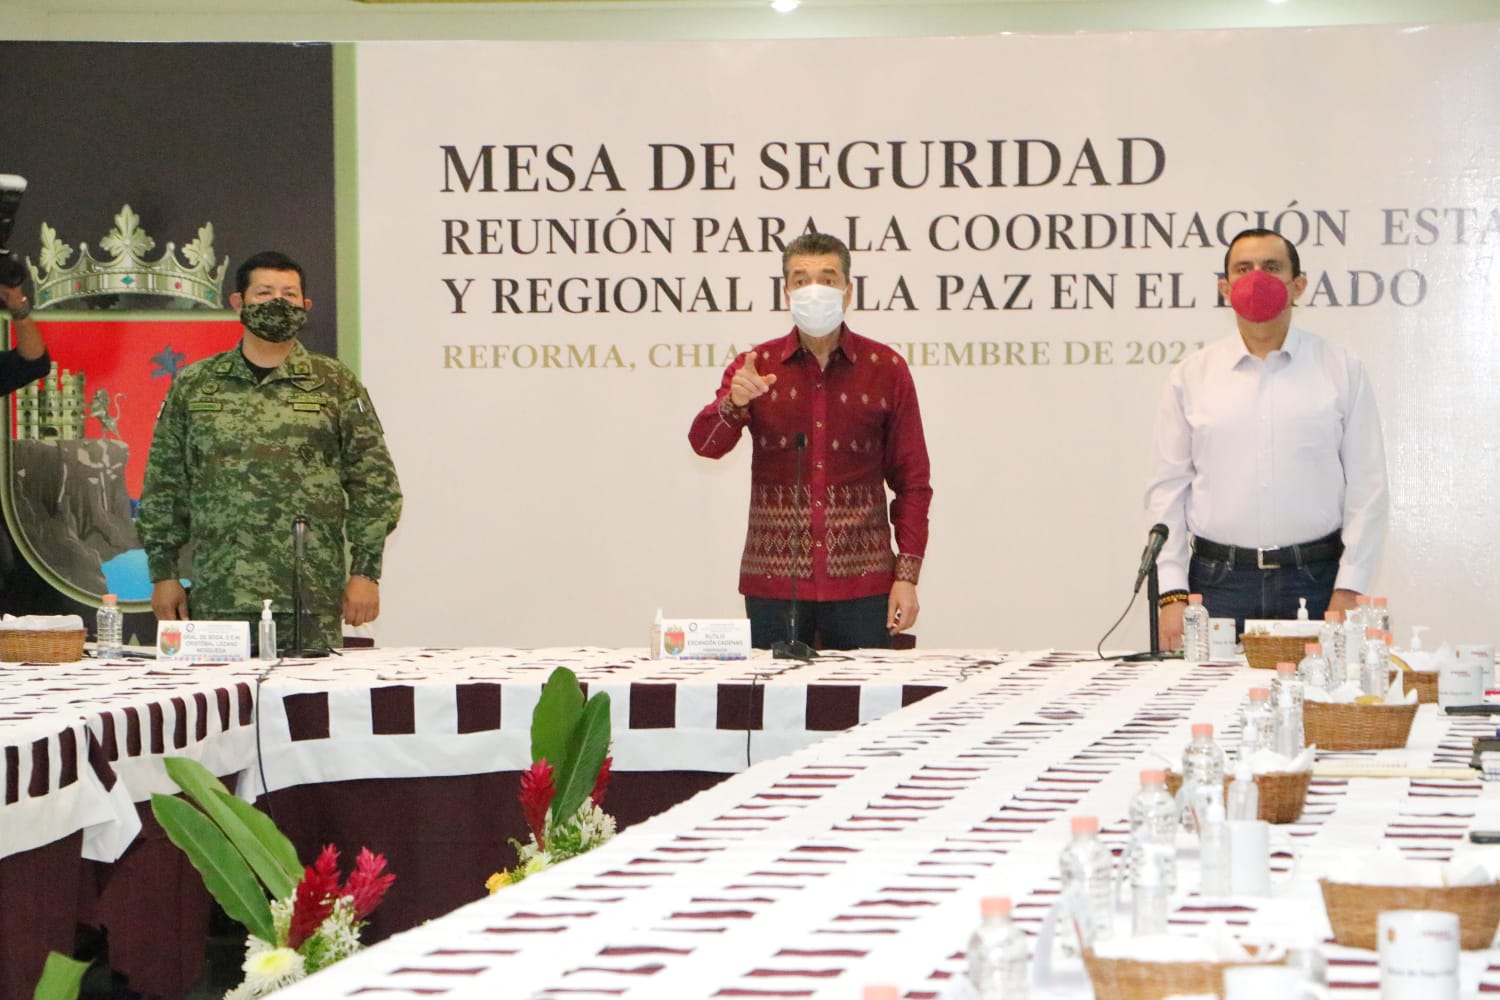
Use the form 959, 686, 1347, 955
139, 251, 402, 651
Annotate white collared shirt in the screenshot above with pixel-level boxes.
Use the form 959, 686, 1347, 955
1144, 326, 1388, 594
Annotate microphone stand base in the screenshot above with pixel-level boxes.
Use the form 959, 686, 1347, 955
1119, 649, 1183, 662
771, 640, 818, 661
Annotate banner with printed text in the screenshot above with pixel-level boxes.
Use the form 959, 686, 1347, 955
355, 27, 1500, 649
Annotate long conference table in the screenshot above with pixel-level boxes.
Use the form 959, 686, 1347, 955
0, 647, 987, 998
6, 648, 1500, 998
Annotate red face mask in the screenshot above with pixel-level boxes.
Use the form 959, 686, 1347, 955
1228, 269, 1291, 323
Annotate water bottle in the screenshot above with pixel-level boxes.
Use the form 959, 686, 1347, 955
1298, 642, 1331, 691
1271, 663, 1305, 755
1361, 627, 1389, 698
259, 599, 278, 662
1343, 597, 1370, 673
1179, 723, 1226, 832
1123, 769, 1177, 934
1182, 594, 1210, 663
1130, 836, 1171, 936
1058, 815, 1115, 949
1319, 611, 1346, 681
966, 896, 1029, 1000
1125, 769, 1178, 892
95, 593, 123, 660
1371, 596, 1391, 636
1240, 688, 1274, 757
1198, 796, 1231, 897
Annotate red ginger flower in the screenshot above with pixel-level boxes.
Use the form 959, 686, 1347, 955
343, 847, 395, 920
591, 755, 613, 808
520, 759, 556, 850
286, 844, 341, 949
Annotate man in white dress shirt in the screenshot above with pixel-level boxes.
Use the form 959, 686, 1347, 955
1145, 228, 1388, 650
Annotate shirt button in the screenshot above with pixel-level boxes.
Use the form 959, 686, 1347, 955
815, 462, 824, 469
815, 500, 823, 508
815, 421, 823, 428
815, 541, 823, 548
815, 383, 824, 390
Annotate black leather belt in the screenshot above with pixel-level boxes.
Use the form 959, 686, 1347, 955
1190, 532, 1343, 570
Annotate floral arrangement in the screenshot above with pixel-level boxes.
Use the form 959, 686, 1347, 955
150, 757, 394, 998
487, 666, 615, 892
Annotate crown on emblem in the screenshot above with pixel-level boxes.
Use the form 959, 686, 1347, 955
27, 205, 229, 310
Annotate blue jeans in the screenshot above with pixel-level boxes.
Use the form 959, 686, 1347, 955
1189, 553, 1339, 637
745, 594, 892, 650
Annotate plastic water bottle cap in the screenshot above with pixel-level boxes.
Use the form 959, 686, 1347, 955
1276, 662, 1296, 674
863, 987, 900, 1000
1356, 594, 1371, 605
1305, 643, 1321, 654
1374, 596, 1388, 607
1191, 722, 1214, 738
102, 594, 117, 606
980, 896, 1012, 917
1324, 610, 1341, 622
1249, 687, 1270, 701
1188, 593, 1204, 604
1140, 769, 1166, 785
1366, 627, 1382, 639
1070, 815, 1100, 835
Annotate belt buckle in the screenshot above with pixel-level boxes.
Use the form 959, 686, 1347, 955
1257, 547, 1281, 570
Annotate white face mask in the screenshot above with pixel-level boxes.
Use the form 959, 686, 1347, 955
788, 283, 846, 338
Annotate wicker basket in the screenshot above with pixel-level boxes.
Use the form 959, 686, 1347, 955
1166, 769, 1310, 824
1402, 669, 1440, 704
1320, 878, 1500, 950
1083, 947, 1283, 1000
0, 629, 86, 663
1303, 699, 1418, 750
1242, 632, 1319, 671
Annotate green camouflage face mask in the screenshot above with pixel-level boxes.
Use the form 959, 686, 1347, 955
241, 297, 308, 343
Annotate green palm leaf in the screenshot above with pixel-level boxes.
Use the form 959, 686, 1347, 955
549, 692, 611, 824
531, 667, 584, 769
32, 952, 89, 1000
150, 794, 275, 942
163, 757, 299, 899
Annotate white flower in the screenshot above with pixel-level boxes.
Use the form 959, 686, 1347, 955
574, 800, 617, 850
224, 940, 306, 998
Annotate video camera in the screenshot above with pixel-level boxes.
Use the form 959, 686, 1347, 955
0, 174, 28, 289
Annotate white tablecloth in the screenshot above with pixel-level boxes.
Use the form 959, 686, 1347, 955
0, 659, 261, 860
271, 653, 1500, 999
241, 646, 1001, 796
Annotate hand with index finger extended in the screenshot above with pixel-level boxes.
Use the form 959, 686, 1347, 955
728, 350, 777, 408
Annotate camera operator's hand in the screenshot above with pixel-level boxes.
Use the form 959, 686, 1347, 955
0, 282, 47, 362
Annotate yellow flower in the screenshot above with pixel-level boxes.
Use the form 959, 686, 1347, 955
485, 871, 510, 894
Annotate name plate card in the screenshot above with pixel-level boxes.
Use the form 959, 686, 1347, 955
156, 620, 251, 662
1244, 618, 1322, 638
654, 618, 752, 660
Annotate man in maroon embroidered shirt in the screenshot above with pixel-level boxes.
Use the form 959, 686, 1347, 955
689, 233, 932, 650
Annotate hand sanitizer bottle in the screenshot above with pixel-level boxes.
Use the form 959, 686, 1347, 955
259, 599, 278, 661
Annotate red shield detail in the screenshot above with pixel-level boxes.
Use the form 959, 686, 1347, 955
4, 316, 242, 607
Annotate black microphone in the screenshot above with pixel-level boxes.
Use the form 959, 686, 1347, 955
288, 515, 328, 658
772, 433, 816, 661
1132, 523, 1169, 595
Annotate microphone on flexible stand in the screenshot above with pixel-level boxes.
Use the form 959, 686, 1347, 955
772, 432, 817, 661
1117, 523, 1180, 662
289, 515, 330, 658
